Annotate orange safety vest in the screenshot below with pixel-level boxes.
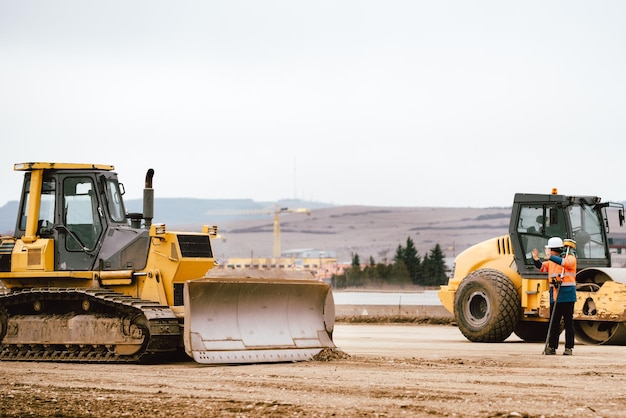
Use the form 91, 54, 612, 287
540, 253, 576, 303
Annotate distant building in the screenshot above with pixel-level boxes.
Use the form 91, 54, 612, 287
220, 248, 342, 283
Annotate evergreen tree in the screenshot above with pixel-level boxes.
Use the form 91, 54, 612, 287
346, 253, 363, 287
352, 253, 361, 269
328, 242, 447, 289
331, 273, 346, 289
375, 262, 392, 282
393, 244, 405, 264
388, 259, 411, 285
360, 262, 384, 286
403, 237, 422, 284
428, 243, 448, 285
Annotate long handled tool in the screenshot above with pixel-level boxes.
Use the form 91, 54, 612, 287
542, 245, 570, 354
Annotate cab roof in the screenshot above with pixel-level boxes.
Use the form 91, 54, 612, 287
14, 162, 115, 171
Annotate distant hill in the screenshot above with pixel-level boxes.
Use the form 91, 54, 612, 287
0, 201, 18, 234
0, 198, 335, 235
0, 198, 511, 263
124, 198, 335, 225
214, 205, 513, 264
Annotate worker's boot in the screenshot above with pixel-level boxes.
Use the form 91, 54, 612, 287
543, 347, 556, 355
563, 348, 573, 356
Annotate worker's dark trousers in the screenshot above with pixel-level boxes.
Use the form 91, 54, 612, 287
549, 302, 575, 349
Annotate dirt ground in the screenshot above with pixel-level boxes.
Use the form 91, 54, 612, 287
2, 324, 626, 418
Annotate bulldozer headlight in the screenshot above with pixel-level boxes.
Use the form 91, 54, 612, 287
153, 223, 166, 235
202, 225, 219, 237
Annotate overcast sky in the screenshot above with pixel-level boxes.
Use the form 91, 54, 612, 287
1, 1, 625, 208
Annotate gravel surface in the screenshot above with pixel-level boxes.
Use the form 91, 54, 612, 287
2, 324, 626, 417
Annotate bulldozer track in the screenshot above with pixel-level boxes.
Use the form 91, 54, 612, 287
0, 288, 181, 363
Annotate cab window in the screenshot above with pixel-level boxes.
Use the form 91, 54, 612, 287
105, 178, 125, 223
63, 177, 102, 250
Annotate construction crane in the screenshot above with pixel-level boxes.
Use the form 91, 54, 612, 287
207, 204, 310, 257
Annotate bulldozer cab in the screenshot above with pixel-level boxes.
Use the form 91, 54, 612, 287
15, 164, 128, 271
3, 162, 336, 364
510, 193, 621, 273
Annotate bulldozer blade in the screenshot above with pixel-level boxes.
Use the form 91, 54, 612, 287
183, 269, 335, 364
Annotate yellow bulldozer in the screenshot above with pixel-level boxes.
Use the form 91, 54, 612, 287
438, 190, 626, 345
0, 162, 335, 364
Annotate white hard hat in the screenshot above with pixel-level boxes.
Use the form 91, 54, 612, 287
547, 237, 564, 249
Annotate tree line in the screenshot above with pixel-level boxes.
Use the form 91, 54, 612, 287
331, 237, 448, 288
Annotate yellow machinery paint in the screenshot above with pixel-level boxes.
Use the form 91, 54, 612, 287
438, 191, 626, 345
0, 162, 335, 364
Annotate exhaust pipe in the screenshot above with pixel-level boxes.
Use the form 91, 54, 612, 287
143, 169, 154, 228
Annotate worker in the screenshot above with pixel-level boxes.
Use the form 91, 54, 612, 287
532, 237, 577, 355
